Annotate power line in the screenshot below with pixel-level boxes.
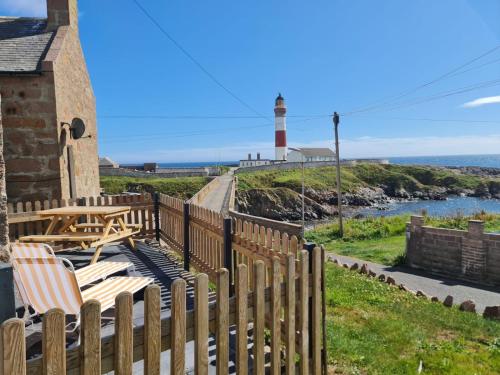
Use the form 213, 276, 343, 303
342, 44, 500, 116
132, 0, 269, 121
345, 77, 500, 116
351, 115, 500, 124
100, 116, 324, 143
98, 114, 329, 120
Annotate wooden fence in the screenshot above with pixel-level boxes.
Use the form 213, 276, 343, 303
1, 249, 325, 374
159, 194, 305, 288
7, 194, 154, 241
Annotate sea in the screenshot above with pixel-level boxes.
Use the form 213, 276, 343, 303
154, 154, 500, 169
387, 154, 500, 168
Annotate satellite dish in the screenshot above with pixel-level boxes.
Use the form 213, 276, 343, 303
70, 118, 86, 140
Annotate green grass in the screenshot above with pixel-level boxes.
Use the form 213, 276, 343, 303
100, 176, 210, 199
237, 163, 499, 195
326, 264, 500, 374
307, 213, 500, 265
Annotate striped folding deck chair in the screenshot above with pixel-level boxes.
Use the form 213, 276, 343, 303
12, 257, 153, 328
10, 242, 135, 286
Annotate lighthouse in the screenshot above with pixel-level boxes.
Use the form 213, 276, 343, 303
274, 93, 287, 161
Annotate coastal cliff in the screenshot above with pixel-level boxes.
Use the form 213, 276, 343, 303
236, 164, 500, 221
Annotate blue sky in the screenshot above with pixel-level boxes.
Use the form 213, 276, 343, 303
2, 0, 500, 162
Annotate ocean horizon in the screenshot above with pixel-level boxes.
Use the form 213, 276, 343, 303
130, 154, 500, 169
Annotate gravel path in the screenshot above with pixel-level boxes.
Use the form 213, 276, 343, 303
328, 253, 500, 314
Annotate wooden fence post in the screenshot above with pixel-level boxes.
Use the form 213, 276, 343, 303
145, 285, 161, 375
223, 218, 233, 294
80, 301, 101, 375
171, 279, 186, 375
42, 309, 66, 375
0, 318, 26, 375
216, 269, 229, 375
183, 203, 190, 271
115, 292, 133, 375
154, 192, 160, 242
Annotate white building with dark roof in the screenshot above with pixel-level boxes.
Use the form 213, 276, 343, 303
287, 148, 336, 163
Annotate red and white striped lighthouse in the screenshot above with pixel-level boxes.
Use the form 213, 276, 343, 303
274, 93, 287, 161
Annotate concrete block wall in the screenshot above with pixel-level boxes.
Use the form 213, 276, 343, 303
406, 216, 500, 286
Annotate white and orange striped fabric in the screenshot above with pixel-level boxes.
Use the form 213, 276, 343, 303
10, 242, 55, 259
10, 242, 134, 286
74, 261, 134, 286
13, 258, 84, 315
12, 257, 153, 316
82, 277, 154, 312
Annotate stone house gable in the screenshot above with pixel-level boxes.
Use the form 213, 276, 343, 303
0, 0, 99, 202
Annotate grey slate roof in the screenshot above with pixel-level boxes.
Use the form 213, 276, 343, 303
295, 148, 335, 157
0, 17, 54, 73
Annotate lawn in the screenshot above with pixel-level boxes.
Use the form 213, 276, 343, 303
100, 176, 210, 200
325, 264, 500, 374
308, 213, 500, 265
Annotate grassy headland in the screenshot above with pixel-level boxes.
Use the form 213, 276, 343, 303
307, 213, 500, 265
237, 164, 499, 195
100, 176, 210, 200
326, 264, 500, 374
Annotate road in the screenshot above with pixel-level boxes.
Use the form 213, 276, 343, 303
199, 169, 235, 213
329, 253, 500, 314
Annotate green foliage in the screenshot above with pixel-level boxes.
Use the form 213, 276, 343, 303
325, 264, 500, 374
237, 166, 362, 193
100, 176, 210, 200
237, 163, 499, 194
307, 213, 500, 265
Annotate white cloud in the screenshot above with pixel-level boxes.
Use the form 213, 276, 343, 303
2, 0, 46, 17
462, 96, 500, 108
108, 134, 500, 163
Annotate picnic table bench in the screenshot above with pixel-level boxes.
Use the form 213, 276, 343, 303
19, 206, 140, 264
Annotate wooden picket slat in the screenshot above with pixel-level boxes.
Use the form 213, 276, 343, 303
253, 261, 265, 375
271, 257, 281, 375
216, 269, 229, 375
80, 301, 101, 375
312, 247, 322, 375
42, 309, 65, 375
285, 254, 296, 374
299, 250, 309, 375
115, 292, 133, 375
195, 274, 209, 375
0, 319, 26, 375
145, 285, 161, 375
171, 279, 186, 375
235, 264, 248, 375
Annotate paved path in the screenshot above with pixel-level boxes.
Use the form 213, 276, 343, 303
199, 169, 235, 213
328, 253, 500, 314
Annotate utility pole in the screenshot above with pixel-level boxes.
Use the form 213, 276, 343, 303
301, 155, 305, 237
333, 112, 343, 238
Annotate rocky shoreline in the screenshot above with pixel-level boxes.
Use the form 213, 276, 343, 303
236, 166, 500, 221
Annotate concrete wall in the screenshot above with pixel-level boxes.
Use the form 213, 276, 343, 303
100, 167, 214, 178
406, 216, 500, 286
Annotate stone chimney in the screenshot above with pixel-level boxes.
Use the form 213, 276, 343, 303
257, 152, 261, 160
248, 153, 251, 161
47, 0, 79, 31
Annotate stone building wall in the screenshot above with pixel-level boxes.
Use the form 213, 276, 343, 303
49, 25, 99, 199
0, 73, 61, 202
0, 0, 99, 203
406, 216, 500, 286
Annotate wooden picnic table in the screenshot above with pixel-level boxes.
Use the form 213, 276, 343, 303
19, 206, 141, 264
